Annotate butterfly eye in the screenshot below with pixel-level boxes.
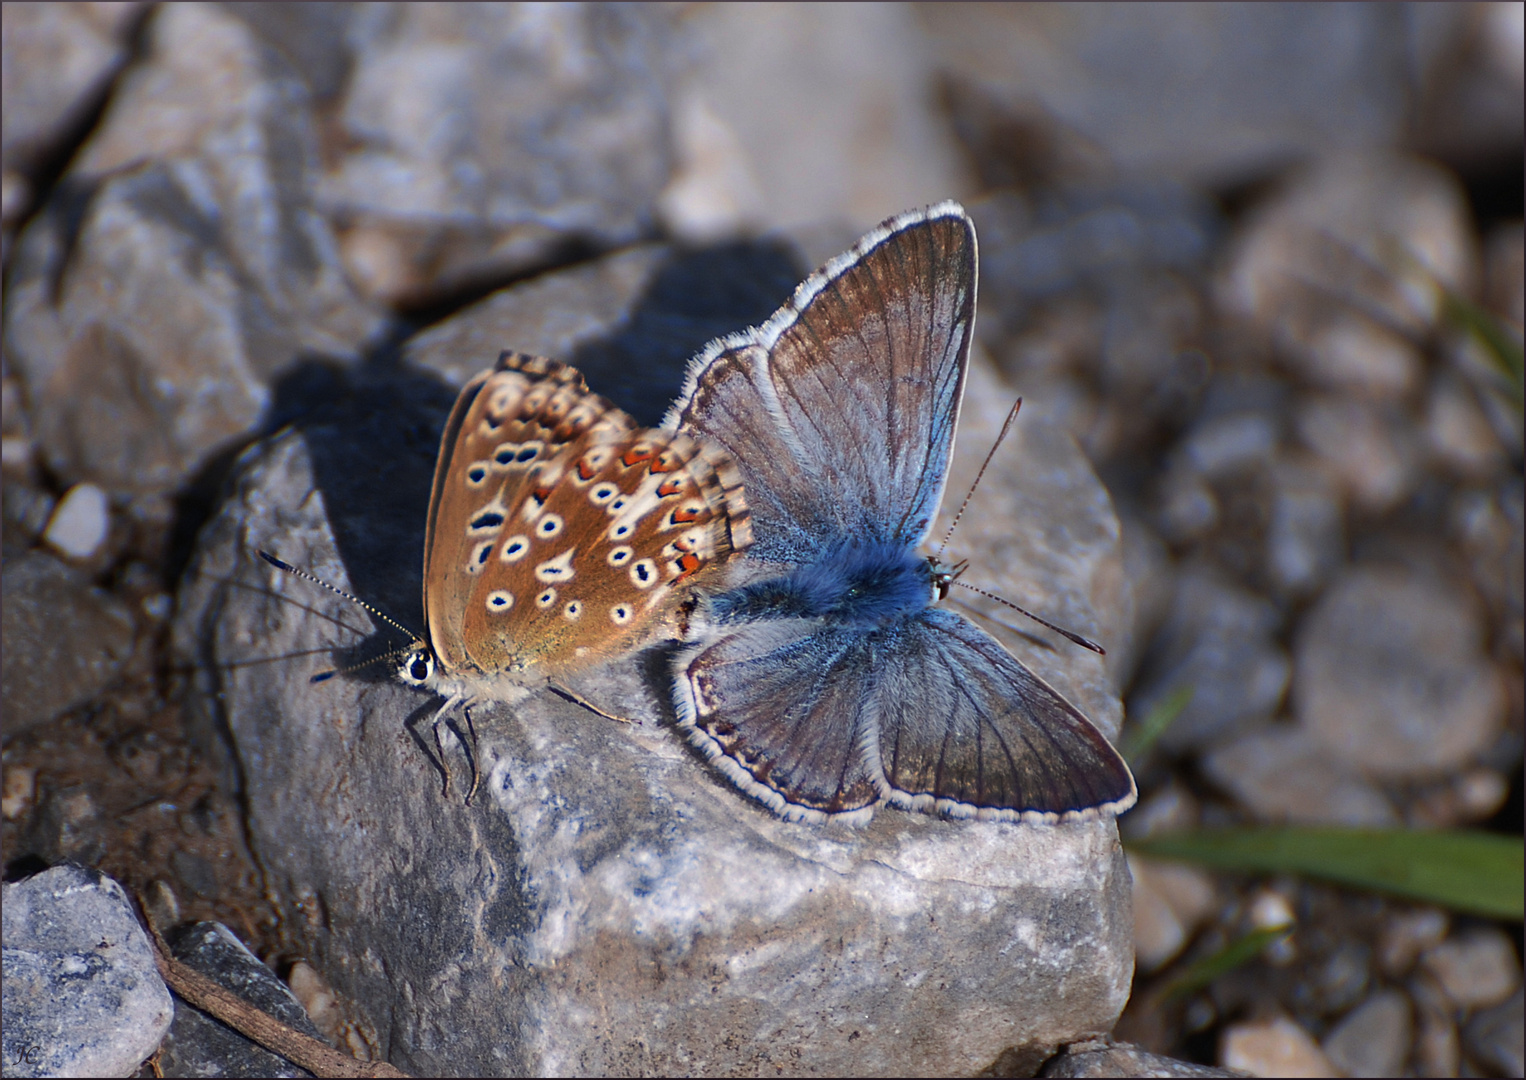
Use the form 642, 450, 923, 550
486, 590, 514, 611
401, 650, 433, 684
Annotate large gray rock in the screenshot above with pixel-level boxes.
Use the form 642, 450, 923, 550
3, 2, 384, 496
1, 864, 174, 1078
174, 319, 1135, 1075
314, 2, 681, 307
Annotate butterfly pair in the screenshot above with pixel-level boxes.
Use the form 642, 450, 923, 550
389, 202, 1134, 824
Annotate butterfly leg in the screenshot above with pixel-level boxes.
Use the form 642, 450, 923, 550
548, 684, 632, 725
428, 693, 467, 799
462, 705, 481, 805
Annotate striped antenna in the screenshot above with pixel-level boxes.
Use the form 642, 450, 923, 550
256, 550, 424, 681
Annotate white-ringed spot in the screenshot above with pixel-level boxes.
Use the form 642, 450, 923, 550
467, 505, 506, 534
466, 541, 495, 574
564, 600, 582, 621
608, 496, 629, 514
536, 588, 557, 608
536, 514, 564, 539
499, 535, 530, 562
465, 461, 490, 486
589, 482, 620, 505
607, 546, 634, 566
609, 604, 634, 625
487, 382, 525, 415
494, 441, 542, 467
534, 549, 576, 582
486, 590, 514, 612
629, 559, 659, 590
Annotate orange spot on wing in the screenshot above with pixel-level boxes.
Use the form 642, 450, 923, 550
669, 508, 701, 524
673, 552, 702, 580
656, 478, 683, 497
649, 454, 678, 474
622, 447, 655, 466
577, 459, 597, 480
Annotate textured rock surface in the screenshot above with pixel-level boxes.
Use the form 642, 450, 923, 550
1042, 1039, 1244, 1077
1, 864, 173, 1078
4, 2, 383, 496
315, 2, 680, 307
174, 317, 1135, 1074
2, 551, 136, 734
158, 921, 323, 1079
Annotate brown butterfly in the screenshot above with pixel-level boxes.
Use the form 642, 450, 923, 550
276, 350, 752, 799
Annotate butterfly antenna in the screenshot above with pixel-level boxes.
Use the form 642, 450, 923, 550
951, 578, 1106, 655
257, 549, 422, 646
935, 398, 1022, 557
308, 644, 417, 685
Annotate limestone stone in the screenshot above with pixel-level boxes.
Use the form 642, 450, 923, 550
1, 865, 173, 1078
173, 338, 1136, 1075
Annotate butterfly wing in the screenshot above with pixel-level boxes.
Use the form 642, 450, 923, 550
871, 609, 1136, 821
674, 619, 885, 823
675, 608, 1136, 823
664, 203, 977, 561
424, 351, 750, 683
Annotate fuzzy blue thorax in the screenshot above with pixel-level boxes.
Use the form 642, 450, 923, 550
707, 542, 935, 628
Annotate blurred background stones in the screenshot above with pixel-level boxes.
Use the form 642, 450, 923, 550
2, 2, 1520, 1077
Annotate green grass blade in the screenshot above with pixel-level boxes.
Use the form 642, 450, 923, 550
1127, 828, 1523, 920
1159, 923, 1295, 1002
1443, 290, 1525, 402
1120, 686, 1194, 766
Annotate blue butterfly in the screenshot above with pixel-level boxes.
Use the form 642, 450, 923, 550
664, 202, 1136, 825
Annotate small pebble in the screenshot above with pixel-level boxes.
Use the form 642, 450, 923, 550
42, 482, 110, 560
1463, 987, 1525, 1077
1247, 888, 1297, 965
1410, 973, 1463, 1077
1420, 928, 1522, 1010
2, 766, 36, 820
1264, 462, 1343, 596
1220, 1015, 1337, 1078
1130, 854, 1218, 972
1200, 725, 1397, 826
1322, 988, 1412, 1078
1130, 564, 1290, 753
1295, 565, 1506, 779
1377, 908, 1449, 977
1295, 396, 1417, 514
